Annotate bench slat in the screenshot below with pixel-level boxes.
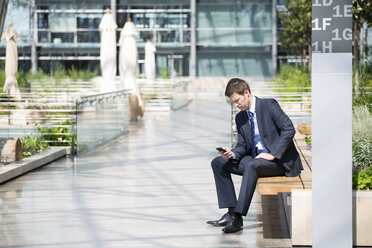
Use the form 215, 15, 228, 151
257, 132, 312, 195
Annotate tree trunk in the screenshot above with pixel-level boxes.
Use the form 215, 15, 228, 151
353, 21, 360, 97
0, 138, 23, 163
295, 54, 298, 70
303, 47, 307, 68
308, 44, 312, 74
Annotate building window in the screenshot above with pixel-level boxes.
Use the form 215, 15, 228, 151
156, 13, 181, 28
38, 13, 49, 28
157, 30, 179, 43
77, 14, 101, 29
51, 33, 74, 43
77, 31, 100, 43
38, 31, 49, 43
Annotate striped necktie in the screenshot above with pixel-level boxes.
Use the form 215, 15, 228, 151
248, 111, 256, 157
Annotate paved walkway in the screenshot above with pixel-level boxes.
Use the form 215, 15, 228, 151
0, 95, 292, 248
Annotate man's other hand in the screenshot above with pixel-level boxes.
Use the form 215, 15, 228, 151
219, 147, 235, 159
255, 153, 275, 161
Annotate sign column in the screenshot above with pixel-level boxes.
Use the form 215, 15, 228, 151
312, 0, 352, 247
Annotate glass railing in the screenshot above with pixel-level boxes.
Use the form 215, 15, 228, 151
172, 80, 191, 110
75, 90, 131, 154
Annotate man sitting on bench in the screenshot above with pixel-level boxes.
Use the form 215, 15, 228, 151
207, 78, 303, 233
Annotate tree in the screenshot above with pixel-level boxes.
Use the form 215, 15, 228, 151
353, 0, 372, 97
279, 0, 311, 70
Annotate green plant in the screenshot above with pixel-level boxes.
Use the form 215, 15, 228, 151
353, 92, 372, 113
25, 68, 49, 81
67, 65, 79, 81
0, 94, 17, 115
274, 64, 311, 91
21, 134, 50, 158
355, 166, 372, 190
352, 106, 372, 190
160, 67, 170, 79
305, 136, 312, 150
81, 68, 98, 81
353, 106, 372, 141
16, 71, 28, 89
353, 138, 372, 171
36, 119, 74, 146
54, 65, 69, 81
279, 0, 311, 69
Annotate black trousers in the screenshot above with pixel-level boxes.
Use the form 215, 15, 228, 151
211, 156, 286, 216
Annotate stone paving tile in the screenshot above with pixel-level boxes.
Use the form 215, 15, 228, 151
0, 96, 292, 248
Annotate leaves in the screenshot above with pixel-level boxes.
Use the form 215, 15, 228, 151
357, 167, 372, 190
352, 105, 372, 190
21, 134, 50, 158
36, 119, 73, 146
353, 0, 372, 28
279, 0, 311, 57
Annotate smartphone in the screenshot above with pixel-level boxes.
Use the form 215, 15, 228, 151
216, 147, 227, 152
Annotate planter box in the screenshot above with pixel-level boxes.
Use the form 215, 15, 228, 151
0, 147, 68, 184
287, 189, 372, 246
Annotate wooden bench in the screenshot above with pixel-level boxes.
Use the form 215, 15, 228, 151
257, 132, 312, 195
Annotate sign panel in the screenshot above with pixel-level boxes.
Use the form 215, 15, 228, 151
312, 0, 352, 53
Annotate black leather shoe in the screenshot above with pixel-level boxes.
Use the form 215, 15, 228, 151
222, 215, 243, 233
206, 212, 232, 227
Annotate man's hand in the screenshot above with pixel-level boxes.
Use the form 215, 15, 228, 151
255, 153, 275, 161
219, 147, 235, 160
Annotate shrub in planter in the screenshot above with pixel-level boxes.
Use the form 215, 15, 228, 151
352, 106, 372, 190
355, 167, 372, 190
36, 119, 74, 146
21, 135, 50, 158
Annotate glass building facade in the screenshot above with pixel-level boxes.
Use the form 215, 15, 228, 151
0, 0, 277, 78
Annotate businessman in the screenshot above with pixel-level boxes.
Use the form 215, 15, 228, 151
207, 78, 303, 233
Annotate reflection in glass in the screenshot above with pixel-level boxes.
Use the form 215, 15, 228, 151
38, 13, 49, 28
132, 13, 155, 28
137, 31, 154, 43
51, 33, 74, 43
49, 13, 76, 32
156, 13, 181, 28
183, 30, 190, 42
182, 13, 190, 28
197, 29, 272, 44
116, 13, 128, 28
197, 3, 272, 28
77, 15, 101, 29
157, 30, 179, 43
78, 31, 100, 43
38, 31, 49, 43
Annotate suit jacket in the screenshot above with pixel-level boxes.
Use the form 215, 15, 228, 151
232, 97, 303, 177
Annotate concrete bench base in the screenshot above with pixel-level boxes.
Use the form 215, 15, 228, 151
287, 189, 372, 246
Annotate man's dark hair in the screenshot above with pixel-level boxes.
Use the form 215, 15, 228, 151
225, 78, 251, 97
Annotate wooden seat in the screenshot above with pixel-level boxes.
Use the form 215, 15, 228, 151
257, 132, 312, 195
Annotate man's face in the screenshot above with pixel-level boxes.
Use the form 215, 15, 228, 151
229, 90, 251, 111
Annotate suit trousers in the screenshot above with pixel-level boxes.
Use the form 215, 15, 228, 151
211, 156, 286, 216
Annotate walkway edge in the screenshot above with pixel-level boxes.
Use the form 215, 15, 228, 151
0, 147, 68, 184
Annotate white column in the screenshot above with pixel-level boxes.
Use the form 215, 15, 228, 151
271, 0, 277, 77
111, 0, 116, 24
190, 0, 196, 78
312, 53, 352, 248
312, 0, 352, 247
31, 0, 38, 73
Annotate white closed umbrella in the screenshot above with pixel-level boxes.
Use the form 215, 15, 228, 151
119, 18, 142, 106
2, 24, 21, 99
145, 39, 156, 82
99, 9, 117, 92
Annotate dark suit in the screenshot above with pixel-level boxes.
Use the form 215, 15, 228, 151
211, 97, 303, 215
